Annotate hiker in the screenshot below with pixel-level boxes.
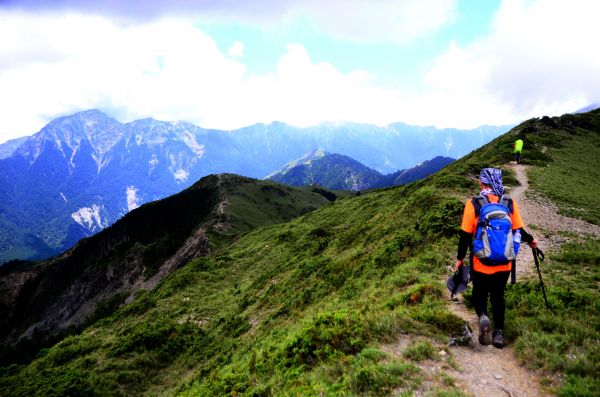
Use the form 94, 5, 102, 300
514, 139, 524, 164
455, 168, 538, 348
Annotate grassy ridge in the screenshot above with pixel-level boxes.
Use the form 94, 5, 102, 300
1, 110, 599, 396
526, 121, 600, 224
0, 181, 470, 396
0, 174, 340, 358
504, 239, 600, 396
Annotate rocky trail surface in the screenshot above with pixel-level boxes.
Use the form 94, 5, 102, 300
387, 163, 600, 396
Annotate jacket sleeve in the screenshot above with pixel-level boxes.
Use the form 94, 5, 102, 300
457, 230, 472, 260
520, 227, 534, 244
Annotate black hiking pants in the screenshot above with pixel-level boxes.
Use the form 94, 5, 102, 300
472, 270, 510, 330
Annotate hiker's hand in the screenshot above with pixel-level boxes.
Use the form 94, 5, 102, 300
455, 259, 464, 270
529, 238, 538, 249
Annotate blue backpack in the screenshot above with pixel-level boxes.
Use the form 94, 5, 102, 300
472, 194, 520, 265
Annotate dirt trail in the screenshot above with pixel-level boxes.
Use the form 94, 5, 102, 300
442, 163, 554, 397
503, 163, 600, 278
507, 163, 600, 240
442, 163, 600, 396
444, 302, 548, 397
385, 163, 600, 396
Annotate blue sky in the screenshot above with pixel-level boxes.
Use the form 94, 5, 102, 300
0, 0, 599, 142
199, 1, 500, 84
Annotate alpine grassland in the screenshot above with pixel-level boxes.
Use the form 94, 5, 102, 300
0, 109, 598, 396
502, 110, 600, 396
526, 115, 600, 224
504, 239, 600, 397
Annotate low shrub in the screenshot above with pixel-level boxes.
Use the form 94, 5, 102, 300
403, 340, 436, 362
282, 310, 367, 367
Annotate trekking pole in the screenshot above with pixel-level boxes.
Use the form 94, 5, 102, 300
532, 247, 550, 309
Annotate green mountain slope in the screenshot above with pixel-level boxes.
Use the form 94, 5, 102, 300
0, 174, 339, 360
525, 115, 600, 224
1, 110, 599, 396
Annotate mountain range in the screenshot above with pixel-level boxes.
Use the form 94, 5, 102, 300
574, 102, 600, 113
0, 110, 509, 263
1, 109, 598, 396
267, 149, 454, 191
0, 136, 29, 159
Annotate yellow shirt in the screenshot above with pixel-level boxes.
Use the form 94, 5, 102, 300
514, 139, 524, 153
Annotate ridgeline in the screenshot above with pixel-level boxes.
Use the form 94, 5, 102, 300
0, 110, 598, 396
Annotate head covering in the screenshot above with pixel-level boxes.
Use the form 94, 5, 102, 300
479, 168, 504, 196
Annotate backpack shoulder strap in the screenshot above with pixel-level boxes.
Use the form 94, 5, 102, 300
472, 195, 489, 217
499, 194, 514, 213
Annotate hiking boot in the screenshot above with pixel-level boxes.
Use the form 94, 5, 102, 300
478, 314, 492, 345
493, 329, 504, 349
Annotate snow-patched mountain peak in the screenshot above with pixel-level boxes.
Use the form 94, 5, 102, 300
43, 109, 121, 147
15, 109, 123, 164
125, 118, 206, 156
13, 111, 211, 174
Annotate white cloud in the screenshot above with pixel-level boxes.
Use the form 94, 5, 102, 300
296, 0, 457, 45
0, 11, 407, 141
227, 41, 245, 58
1, 0, 599, 142
0, 12, 247, 139
0, 2, 460, 142
412, 0, 600, 127
241, 44, 401, 127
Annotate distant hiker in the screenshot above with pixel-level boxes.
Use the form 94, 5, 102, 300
455, 168, 538, 348
514, 139, 524, 164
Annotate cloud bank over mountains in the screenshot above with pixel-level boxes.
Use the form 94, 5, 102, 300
0, 0, 599, 142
